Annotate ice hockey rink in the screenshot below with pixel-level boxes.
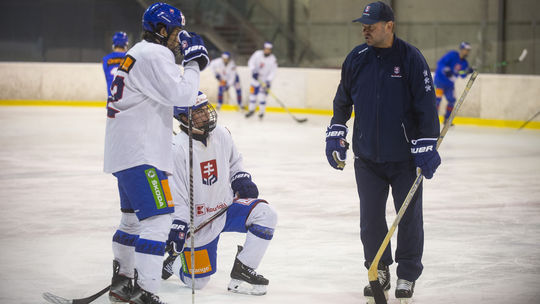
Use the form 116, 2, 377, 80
0, 106, 539, 304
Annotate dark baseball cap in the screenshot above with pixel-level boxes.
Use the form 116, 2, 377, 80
353, 1, 394, 24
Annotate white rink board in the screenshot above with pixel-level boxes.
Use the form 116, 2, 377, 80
1, 62, 540, 122
0, 107, 539, 304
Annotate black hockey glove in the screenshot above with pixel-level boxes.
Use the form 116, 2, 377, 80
231, 171, 259, 198
443, 66, 454, 78
411, 138, 441, 179
179, 31, 209, 71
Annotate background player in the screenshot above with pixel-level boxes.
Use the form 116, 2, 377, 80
102, 31, 128, 99
164, 91, 277, 295
433, 41, 473, 125
325, 2, 440, 303
245, 42, 278, 119
104, 3, 209, 303
209, 51, 243, 111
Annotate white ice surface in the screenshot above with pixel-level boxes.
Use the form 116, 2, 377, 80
0, 107, 539, 304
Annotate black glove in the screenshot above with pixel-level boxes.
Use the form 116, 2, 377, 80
443, 67, 453, 78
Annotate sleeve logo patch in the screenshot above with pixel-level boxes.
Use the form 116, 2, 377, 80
119, 55, 136, 73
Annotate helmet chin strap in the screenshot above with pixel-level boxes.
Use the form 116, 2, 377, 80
179, 123, 209, 143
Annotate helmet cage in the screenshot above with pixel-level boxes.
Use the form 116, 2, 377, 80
174, 93, 217, 140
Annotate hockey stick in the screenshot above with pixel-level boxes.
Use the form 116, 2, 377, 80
481, 48, 528, 71
368, 71, 479, 304
42, 286, 110, 304
258, 80, 308, 123
517, 109, 540, 130
188, 106, 196, 304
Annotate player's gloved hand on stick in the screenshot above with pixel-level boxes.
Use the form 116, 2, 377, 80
263, 81, 271, 93
410, 138, 441, 179
251, 72, 259, 80
167, 219, 188, 255
179, 30, 209, 71
231, 171, 259, 198
325, 124, 349, 170
443, 67, 453, 78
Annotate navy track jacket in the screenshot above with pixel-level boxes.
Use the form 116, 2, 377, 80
331, 35, 440, 163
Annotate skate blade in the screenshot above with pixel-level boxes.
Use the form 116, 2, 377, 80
365, 290, 389, 304
227, 279, 267, 296
109, 293, 130, 303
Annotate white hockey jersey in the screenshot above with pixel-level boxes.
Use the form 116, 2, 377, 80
248, 50, 278, 82
104, 40, 200, 174
170, 125, 244, 246
209, 57, 238, 87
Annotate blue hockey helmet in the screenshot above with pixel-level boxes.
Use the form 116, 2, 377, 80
112, 31, 128, 48
221, 51, 231, 59
142, 2, 185, 34
459, 41, 472, 50
174, 92, 217, 138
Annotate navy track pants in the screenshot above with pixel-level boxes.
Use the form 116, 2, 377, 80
354, 156, 424, 281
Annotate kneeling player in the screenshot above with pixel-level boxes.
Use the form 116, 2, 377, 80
163, 91, 277, 295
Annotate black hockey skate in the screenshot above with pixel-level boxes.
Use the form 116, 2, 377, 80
109, 260, 133, 303
227, 245, 269, 296
395, 278, 415, 304
364, 262, 390, 304
245, 110, 255, 118
129, 281, 166, 304
258, 112, 265, 119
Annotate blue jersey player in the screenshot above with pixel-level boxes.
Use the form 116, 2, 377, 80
433, 42, 473, 124
102, 32, 129, 99
325, 2, 441, 303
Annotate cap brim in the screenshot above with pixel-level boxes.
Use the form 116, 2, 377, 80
352, 17, 378, 25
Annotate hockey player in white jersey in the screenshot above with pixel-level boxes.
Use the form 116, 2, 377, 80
209, 51, 243, 111
103, 2, 209, 304
163, 91, 277, 295
245, 42, 278, 119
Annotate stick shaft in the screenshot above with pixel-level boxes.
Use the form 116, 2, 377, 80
188, 107, 195, 303
258, 80, 307, 123
518, 110, 540, 130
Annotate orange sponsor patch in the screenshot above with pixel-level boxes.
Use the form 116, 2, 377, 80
119, 55, 136, 73
160, 179, 174, 207
183, 249, 212, 275
435, 88, 444, 98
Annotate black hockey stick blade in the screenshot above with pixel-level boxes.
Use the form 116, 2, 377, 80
162, 248, 179, 280
42, 285, 110, 304
369, 280, 388, 304
518, 109, 540, 130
